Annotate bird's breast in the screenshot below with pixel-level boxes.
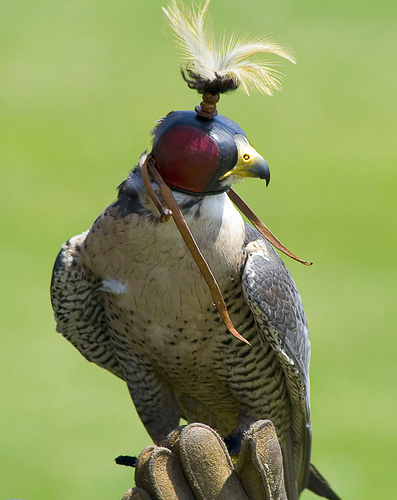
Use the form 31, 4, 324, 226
81, 194, 291, 439
84, 192, 248, 372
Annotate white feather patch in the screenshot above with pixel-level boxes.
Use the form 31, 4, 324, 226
101, 279, 128, 295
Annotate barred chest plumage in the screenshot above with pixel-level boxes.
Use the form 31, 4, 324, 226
80, 189, 290, 439
83, 191, 247, 334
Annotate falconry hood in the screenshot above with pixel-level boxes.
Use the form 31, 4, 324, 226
152, 111, 272, 195
149, 0, 296, 196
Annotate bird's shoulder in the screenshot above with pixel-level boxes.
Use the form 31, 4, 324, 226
50, 232, 125, 379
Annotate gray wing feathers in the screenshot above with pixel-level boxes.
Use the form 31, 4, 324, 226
50, 233, 125, 380
243, 227, 310, 384
242, 224, 311, 493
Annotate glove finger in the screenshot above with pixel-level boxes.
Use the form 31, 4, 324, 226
134, 446, 156, 493
122, 487, 153, 500
235, 420, 287, 500
176, 423, 250, 500
135, 444, 195, 500
164, 424, 186, 451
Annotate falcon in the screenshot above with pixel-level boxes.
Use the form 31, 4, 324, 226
51, 2, 341, 499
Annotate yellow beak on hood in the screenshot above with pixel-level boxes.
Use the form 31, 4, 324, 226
218, 134, 270, 185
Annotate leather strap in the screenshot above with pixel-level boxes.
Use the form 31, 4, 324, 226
227, 189, 312, 266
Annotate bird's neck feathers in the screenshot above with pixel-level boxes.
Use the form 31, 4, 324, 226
119, 162, 246, 263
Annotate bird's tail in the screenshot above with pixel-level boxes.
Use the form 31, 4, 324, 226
307, 463, 342, 500
282, 434, 299, 500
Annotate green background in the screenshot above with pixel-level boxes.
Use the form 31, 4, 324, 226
1, 0, 396, 498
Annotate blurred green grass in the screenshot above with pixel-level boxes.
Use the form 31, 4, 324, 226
1, 0, 396, 498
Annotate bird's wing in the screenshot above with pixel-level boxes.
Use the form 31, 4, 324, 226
50, 232, 125, 380
241, 224, 312, 495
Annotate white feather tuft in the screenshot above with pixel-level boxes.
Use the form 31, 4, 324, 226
101, 279, 128, 295
162, 0, 296, 96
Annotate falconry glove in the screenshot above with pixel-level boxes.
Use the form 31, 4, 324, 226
122, 421, 287, 500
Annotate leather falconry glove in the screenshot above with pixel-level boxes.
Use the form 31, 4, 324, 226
122, 420, 287, 500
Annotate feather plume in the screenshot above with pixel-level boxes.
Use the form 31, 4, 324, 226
163, 0, 296, 96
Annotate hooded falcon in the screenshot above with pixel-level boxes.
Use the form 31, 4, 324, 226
51, 2, 341, 499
